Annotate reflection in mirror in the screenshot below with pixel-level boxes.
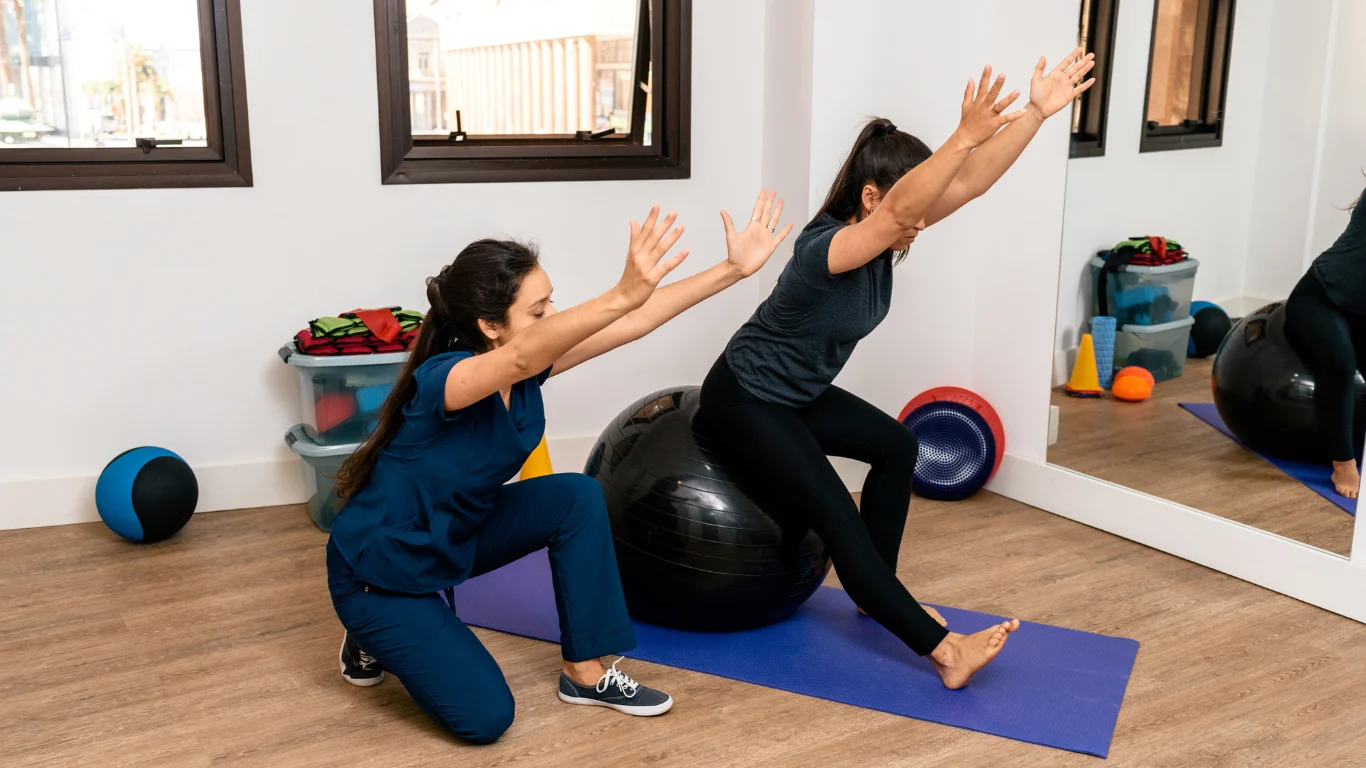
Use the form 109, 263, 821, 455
1049, 0, 1363, 557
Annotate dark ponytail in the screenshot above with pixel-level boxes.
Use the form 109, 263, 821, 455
333, 239, 540, 501
817, 117, 933, 264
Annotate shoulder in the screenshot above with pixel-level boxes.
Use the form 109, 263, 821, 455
416, 350, 473, 378
794, 214, 846, 252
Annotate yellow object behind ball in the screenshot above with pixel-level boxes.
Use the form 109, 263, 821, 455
519, 435, 554, 480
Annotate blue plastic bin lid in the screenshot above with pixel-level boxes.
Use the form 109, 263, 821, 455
285, 424, 362, 458
1089, 256, 1200, 275
278, 343, 409, 369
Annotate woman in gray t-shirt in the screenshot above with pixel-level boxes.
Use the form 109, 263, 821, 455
697, 52, 1094, 689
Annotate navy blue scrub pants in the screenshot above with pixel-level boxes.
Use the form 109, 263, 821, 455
327, 473, 636, 744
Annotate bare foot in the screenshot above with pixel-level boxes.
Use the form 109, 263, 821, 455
858, 604, 948, 628
929, 619, 1020, 690
1332, 461, 1360, 499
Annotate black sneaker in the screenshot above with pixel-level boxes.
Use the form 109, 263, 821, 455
339, 631, 385, 687
558, 658, 673, 716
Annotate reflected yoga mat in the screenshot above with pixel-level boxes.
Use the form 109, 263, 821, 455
447, 549, 1139, 757
1181, 402, 1357, 515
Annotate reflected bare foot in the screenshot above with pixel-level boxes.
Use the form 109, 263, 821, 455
929, 620, 1021, 690
1332, 461, 1360, 499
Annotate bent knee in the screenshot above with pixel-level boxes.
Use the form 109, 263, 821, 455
440, 695, 514, 745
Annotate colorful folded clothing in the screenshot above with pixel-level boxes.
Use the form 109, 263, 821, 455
295, 308, 425, 356
1103, 236, 1188, 267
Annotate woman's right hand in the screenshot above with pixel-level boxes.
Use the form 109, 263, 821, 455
614, 205, 689, 310
955, 65, 1028, 148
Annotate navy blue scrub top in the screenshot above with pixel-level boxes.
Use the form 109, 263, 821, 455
328, 350, 550, 594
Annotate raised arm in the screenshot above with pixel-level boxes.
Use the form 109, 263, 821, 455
443, 207, 687, 411
552, 190, 793, 375
827, 66, 1027, 275
925, 49, 1096, 227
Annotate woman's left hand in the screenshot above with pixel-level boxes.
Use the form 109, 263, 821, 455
722, 189, 794, 278
1028, 47, 1097, 119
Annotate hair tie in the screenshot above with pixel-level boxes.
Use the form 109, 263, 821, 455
879, 122, 898, 136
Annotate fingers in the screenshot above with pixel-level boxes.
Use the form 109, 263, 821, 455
772, 222, 794, 247
749, 189, 767, 223
1034, 55, 1046, 78
758, 190, 776, 226
986, 72, 1006, 104
765, 197, 785, 231
640, 210, 678, 254
993, 89, 1021, 114
637, 205, 660, 248
964, 77, 976, 107
999, 108, 1030, 124
651, 248, 689, 283
1071, 55, 1096, 83
720, 210, 736, 238
976, 65, 993, 104
1052, 46, 1084, 76
651, 223, 685, 260
1074, 77, 1097, 97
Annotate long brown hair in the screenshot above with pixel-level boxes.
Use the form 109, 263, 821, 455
333, 239, 541, 501
817, 117, 933, 264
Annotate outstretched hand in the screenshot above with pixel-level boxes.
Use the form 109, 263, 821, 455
957, 65, 1028, 147
617, 206, 688, 309
721, 189, 794, 278
1029, 47, 1096, 119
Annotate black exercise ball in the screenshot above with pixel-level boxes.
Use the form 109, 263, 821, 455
95, 447, 199, 542
1188, 301, 1233, 358
584, 386, 830, 631
1212, 302, 1366, 463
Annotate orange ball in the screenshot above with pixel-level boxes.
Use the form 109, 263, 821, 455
1114, 366, 1156, 389
1112, 375, 1152, 402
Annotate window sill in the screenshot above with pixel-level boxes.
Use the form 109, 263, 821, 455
1139, 131, 1223, 153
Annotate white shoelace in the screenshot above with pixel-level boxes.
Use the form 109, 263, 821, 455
595, 657, 639, 698
357, 649, 380, 671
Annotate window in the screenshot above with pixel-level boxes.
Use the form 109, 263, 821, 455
1140, 0, 1235, 152
0, 0, 250, 191
1070, 0, 1119, 158
374, 0, 691, 184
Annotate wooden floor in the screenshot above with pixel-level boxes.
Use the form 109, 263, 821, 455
6, 496, 1366, 767
1049, 357, 1356, 556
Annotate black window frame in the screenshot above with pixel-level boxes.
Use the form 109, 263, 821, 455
1139, 0, 1236, 153
372, 0, 691, 185
1070, 0, 1120, 159
0, 0, 252, 192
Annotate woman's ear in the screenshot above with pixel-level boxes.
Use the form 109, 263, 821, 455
477, 318, 501, 343
861, 183, 884, 218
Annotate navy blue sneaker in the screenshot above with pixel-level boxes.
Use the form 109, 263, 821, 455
558, 658, 672, 716
339, 632, 385, 687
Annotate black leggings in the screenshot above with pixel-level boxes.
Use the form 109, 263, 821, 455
696, 356, 949, 656
1285, 271, 1366, 463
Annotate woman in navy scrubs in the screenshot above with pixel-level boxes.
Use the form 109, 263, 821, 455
326, 192, 791, 744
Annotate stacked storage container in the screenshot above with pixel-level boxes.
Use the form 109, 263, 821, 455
1089, 256, 1200, 382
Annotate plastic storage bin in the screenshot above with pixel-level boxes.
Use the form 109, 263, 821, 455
285, 424, 358, 532
279, 344, 408, 446
1112, 316, 1195, 382
1090, 257, 1200, 326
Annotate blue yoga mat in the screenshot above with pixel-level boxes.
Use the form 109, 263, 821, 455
1181, 402, 1357, 516
1180, 401, 1360, 513
447, 549, 1138, 757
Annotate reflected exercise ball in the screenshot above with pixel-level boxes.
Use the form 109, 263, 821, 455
584, 386, 830, 631
1212, 302, 1366, 463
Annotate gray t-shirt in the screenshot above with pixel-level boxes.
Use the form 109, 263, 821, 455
1313, 188, 1366, 313
724, 213, 893, 407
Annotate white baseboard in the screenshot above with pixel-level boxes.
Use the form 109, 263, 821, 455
0, 434, 870, 532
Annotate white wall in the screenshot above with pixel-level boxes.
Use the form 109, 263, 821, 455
1053, 0, 1277, 381
1307, 0, 1366, 264
0, 0, 770, 529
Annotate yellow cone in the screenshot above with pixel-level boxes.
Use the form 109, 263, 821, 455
519, 435, 554, 480
1065, 334, 1105, 397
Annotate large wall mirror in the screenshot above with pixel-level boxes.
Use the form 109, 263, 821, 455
1046, 0, 1365, 572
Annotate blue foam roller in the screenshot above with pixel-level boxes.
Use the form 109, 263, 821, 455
1091, 316, 1117, 389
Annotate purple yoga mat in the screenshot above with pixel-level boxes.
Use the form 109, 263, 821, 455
447, 549, 1138, 757
1181, 402, 1357, 515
